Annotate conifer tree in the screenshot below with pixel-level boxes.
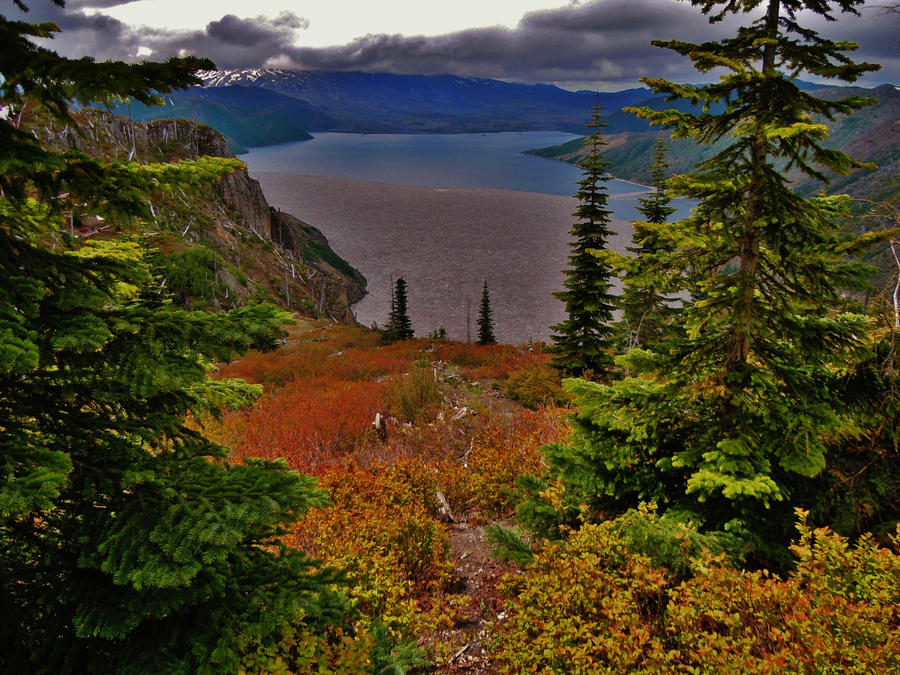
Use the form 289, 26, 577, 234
389, 276, 414, 340
549, 103, 617, 378
477, 280, 497, 345
0, 3, 348, 672
525, 0, 885, 562
620, 135, 678, 350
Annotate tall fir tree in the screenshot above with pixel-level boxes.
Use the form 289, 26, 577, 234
387, 276, 414, 341
620, 134, 678, 350
477, 280, 497, 345
549, 103, 617, 378
523, 0, 886, 565
0, 3, 349, 672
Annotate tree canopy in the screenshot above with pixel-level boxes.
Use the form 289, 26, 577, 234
1, 3, 348, 672
477, 280, 497, 345
524, 0, 891, 565
549, 102, 617, 378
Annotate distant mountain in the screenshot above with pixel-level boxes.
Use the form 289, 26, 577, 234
530, 84, 900, 204
116, 68, 848, 149
196, 68, 653, 134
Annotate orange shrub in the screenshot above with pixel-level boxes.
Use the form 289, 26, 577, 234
467, 406, 570, 519
288, 461, 465, 648
494, 513, 900, 674
503, 362, 570, 409
227, 376, 387, 473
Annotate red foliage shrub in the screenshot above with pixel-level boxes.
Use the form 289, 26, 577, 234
226, 376, 387, 474
433, 342, 552, 381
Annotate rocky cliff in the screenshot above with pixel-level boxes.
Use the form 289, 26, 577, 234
32, 108, 366, 322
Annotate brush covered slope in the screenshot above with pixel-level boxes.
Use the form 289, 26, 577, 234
111, 85, 337, 153
27, 106, 365, 321
194, 320, 900, 674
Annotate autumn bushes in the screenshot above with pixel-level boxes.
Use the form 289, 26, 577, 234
208, 321, 900, 670
226, 376, 386, 472
494, 510, 900, 674
204, 321, 571, 662
288, 461, 464, 645
214, 323, 566, 476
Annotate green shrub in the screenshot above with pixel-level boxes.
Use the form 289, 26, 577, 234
504, 362, 568, 409
386, 368, 443, 423
154, 246, 221, 306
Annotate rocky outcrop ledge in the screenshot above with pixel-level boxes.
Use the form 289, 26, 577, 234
36, 108, 367, 322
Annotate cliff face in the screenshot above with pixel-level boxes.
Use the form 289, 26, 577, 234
34, 108, 366, 322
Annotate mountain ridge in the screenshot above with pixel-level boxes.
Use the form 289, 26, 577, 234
529, 83, 900, 204
194, 68, 651, 134
123, 67, 854, 144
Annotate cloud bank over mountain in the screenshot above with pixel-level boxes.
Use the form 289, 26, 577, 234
12, 0, 897, 90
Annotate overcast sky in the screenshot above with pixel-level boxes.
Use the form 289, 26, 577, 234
9, 0, 899, 90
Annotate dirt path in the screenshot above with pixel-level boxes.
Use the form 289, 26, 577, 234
432, 522, 517, 673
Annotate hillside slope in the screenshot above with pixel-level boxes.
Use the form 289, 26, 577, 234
112, 85, 337, 153
30, 108, 366, 321
529, 84, 900, 203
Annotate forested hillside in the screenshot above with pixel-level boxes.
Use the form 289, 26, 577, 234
529, 83, 900, 203
111, 85, 337, 153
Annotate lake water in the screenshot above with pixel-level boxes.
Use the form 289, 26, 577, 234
244, 132, 692, 343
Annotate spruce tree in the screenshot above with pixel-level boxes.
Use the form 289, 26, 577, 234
620, 135, 678, 350
1, 4, 347, 672
525, 0, 884, 563
477, 280, 497, 345
549, 103, 617, 378
391, 276, 414, 340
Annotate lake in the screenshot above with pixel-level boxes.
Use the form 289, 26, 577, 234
244, 132, 691, 343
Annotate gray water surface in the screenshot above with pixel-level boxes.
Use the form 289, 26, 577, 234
243, 133, 692, 342
244, 131, 651, 198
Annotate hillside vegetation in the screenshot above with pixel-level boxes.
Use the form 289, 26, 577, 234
112, 85, 337, 154
529, 83, 900, 203
26, 106, 365, 320
4, 0, 899, 672
194, 320, 900, 673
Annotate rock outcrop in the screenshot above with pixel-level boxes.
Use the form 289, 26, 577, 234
33, 108, 366, 322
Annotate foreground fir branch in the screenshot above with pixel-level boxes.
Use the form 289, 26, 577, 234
1, 4, 352, 673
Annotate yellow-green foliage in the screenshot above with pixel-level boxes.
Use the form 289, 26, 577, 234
289, 460, 464, 645
386, 366, 443, 422
238, 626, 370, 675
494, 511, 900, 674
503, 362, 569, 410
495, 520, 669, 674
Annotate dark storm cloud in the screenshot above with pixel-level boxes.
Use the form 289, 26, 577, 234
233, 0, 738, 88
267, 0, 750, 88
5, 3, 310, 65
67, 1, 143, 8
7, 0, 897, 88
